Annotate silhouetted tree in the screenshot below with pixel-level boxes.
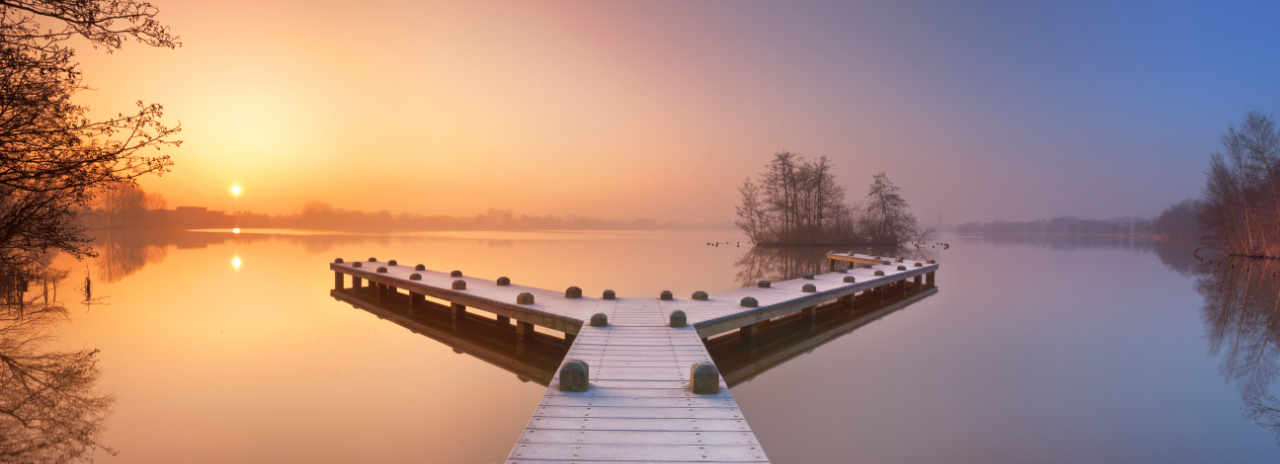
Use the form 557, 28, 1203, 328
1153, 199, 1204, 244
0, 0, 181, 270
1202, 112, 1280, 257
735, 152, 865, 245
861, 173, 918, 246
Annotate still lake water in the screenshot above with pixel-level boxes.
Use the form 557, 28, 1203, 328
31, 228, 1280, 462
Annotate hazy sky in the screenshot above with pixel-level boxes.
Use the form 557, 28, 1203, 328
76, 0, 1280, 223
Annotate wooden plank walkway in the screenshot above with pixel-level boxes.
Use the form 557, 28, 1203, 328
326, 251, 938, 463
511, 298, 766, 463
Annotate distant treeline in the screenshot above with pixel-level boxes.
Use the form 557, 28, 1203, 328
80, 185, 693, 232
954, 217, 1154, 238
735, 152, 923, 247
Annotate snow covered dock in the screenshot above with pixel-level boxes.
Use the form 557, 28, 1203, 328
328, 251, 938, 463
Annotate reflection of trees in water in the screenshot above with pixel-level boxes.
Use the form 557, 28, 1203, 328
1197, 257, 1280, 442
95, 229, 168, 283
88, 229, 391, 282
734, 246, 830, 286
1, 268, 113, 462
1151, 239, 1209, 277
733, 245, 926, 287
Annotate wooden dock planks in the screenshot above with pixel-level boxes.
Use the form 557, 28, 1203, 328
509, 298, 768, 463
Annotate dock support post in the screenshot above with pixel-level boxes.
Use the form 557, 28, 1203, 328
334, 272, 344, 290
496, 315, 510, 328
803, 307, 816, 332
564, 332, 576, 344
740, 324, 756, 348
516, 321, 534, 344
913, 274, 922, 287
926, 271, 935, 286
352, 276, 362, 289
376, 283, 386, 305
451, 303, 465, 329
410, 292, 424, 312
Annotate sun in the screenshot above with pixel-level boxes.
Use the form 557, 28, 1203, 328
230, 184, 243, 197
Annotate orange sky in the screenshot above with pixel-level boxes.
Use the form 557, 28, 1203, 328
75, 1, 1223, 223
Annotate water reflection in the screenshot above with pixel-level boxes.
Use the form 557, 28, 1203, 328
992, 232, 1280, 444
90, 229, 411, 282
1196, 257, 1280, 441
329, 285, 570, 385
709, 285, 939, 387
961, 232, 1158, 251
733, 244, 922, 286
0, 268, 113, 461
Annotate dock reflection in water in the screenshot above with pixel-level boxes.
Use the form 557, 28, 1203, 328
330, 284, 570, 386
709, 281, 938, 387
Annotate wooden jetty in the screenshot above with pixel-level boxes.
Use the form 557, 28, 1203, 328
327, 251, 938, 463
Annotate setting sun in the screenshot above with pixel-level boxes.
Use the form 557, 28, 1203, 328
229, 184, 242, 197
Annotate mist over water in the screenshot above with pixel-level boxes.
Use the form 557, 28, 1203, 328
12, 228, 1275, 462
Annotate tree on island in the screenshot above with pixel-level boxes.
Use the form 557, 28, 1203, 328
735, 152, 920, 247
861, 173, 918, 246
